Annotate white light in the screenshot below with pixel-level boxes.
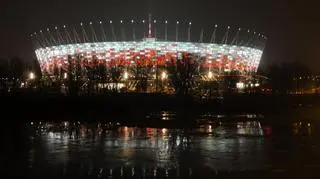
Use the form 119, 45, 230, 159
40, 30, 42, 33
162, 128, 167, 134
255, 83, 260, 87
30, 122, 33, 125
208, 71, 213, 79
47, 28, 50, 31
64, 122, 68, 127
142, 20, 145, 23
80, 22, 83, 26
99, 21, 102, 24
165, 20, 168, 24
215, 24, 218, 28
236, 82, 245, 89
154, 20, 156, 23
120, 20, 123, 24
89, 21, 92, 25
176, 21, 179, 24
29, 72, 35, 80
63, 25, 66, 28
64, 72, 67, 79
109, 20, 112, 24
161, 71, 167, 80
189, 22, 192, 25
131, 20, 134, 23
227, 26, 230, 29
123, 71, 128, 80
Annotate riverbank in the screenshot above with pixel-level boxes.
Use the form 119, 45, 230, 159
2, 91, 320, 123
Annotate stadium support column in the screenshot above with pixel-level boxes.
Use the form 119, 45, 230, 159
231, 28, 241, 45
165, 20, 168, 41
110, 20, 116, 41
89, 21, 98, 42
222, 26, 230, 44
131, 20, 136, 41
63, 25, 73, 44
30, 33, 40, 49
176, 21, 179, 42
72, 28, 81, 44
142, 19, 146, 38
99, 20, 107, 41
55, 26, 64, 44
154, 19, 157, 39
39, 30, 50, 47
120, 20, 126, 41
199, 28, 204, 43
210, 24, 218, 43
188, 22, 192, 42
80, 22, 89, 43
47, 28, 58, 46
148, 14, 152, 38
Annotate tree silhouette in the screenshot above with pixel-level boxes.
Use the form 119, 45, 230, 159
167, 53, 199, 96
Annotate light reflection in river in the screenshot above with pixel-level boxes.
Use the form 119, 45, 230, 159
25, 116, 320, 178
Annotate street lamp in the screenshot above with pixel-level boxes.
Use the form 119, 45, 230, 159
161, 71, 167, 80
123, 71, 129, 80
208, 71, 213, 79
29, 72, 35, 80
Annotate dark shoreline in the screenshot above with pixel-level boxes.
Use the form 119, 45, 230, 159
2, 92, 320, 122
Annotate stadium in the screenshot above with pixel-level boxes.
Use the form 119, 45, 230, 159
32, 15, 266, 94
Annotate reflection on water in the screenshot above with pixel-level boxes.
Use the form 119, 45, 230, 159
22, 115, 320, 178
27, 122, 268, 171
292, 121, 314, 136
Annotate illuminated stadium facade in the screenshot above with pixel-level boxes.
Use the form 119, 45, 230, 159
32, 15, 266, 93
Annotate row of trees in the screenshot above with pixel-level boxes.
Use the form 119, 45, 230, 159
260, 61, 316, 94
3, 55, 314, 96
43, 53, 203, 96
0, 57, 40, 90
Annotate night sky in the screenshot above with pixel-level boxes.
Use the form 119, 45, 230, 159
0, 0, 319, 71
